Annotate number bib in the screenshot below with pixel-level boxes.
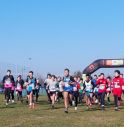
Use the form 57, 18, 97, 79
17, 83, 21, 90
115, 84, 120, 88
99, 84, 105, 90
65, 82, 70, 87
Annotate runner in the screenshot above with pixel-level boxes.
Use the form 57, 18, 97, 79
92, 75, 99, 104
84, 74, 94, 109
79, 78, 84, 104
55, 76, 59, 102
112, 70, 123, 111
120, 74, 124, 96
73, 76, 80, 110
11, 78, 15, 103
44, 74, 52, 103
15, 75, 24, 102
35, 79, 41, 102
96, 73, 107, 111
56, 76, 63, 102
106, 76, 112, 104
58, 77, 64, 102
25, 71, 36, 109
92, 75, 98, 85
63, 69, 75, 113
47, 75, 57, 109
2, 70, 15, 106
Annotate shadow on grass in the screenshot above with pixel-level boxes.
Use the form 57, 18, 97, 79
0, 106, 15, 109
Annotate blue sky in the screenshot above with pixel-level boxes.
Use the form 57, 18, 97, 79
0, 0, 124, 76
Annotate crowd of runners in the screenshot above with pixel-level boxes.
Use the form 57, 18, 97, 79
2, 68, 124, 113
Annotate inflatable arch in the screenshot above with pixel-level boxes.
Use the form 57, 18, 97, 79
83, 59, 124, 75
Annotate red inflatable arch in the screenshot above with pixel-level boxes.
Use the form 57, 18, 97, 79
83, 59, 124, 75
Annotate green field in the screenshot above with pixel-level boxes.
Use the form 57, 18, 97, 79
0, 95, 124, 127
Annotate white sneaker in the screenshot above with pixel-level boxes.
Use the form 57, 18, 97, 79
95, 99, 98, 104
75, 107, 77, 110
6, 103, 8, 106
72, 101, 75, 106
12, 100, 15, 103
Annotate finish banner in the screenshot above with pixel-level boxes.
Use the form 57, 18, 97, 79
83, 59, 124, 74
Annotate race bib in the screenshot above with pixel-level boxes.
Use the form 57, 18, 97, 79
5, 80, 11, 85
17, 83, 21, 90
115, 84, 120, 88
86, 85, 92, 91
99, 84, 105, 90
64, 82, 69, 87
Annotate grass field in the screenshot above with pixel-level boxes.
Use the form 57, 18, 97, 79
0, 95, 124, 127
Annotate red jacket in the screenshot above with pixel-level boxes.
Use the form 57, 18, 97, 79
96, 78, 107, 93
112, 77, 123, 97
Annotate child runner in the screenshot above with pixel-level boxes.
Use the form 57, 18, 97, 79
44, 74, 52, 103
11, 78, 15, 103
73, 76, 80, 110
106, 76, 112, 104
92, 75, 99, 104
56, 77, 63, 102
55, 76, 59, 102
15, 75, 24, 102
84, 74, 94, 109
79, 78, 84, 104
3, 70, 15, 106
112, 70, 123, 111
58, 77, 64, 101
96, 73, 107, 111
47, 75, 57, 109
35, 79, 41, 102
25, 71, 36, 109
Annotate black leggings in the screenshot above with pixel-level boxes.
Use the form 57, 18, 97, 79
46, 89, 51, 102
5, 88, 11, 103
17, 91, 23, 101
58, 92, 63, 99
73, 92, 79, 107
99, 92, 105, 106
114, 95, 121, 108
11, 90, 14, 100
35, 89, 39, 102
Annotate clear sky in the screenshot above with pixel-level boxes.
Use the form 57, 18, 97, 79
0, 0, 124, 76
